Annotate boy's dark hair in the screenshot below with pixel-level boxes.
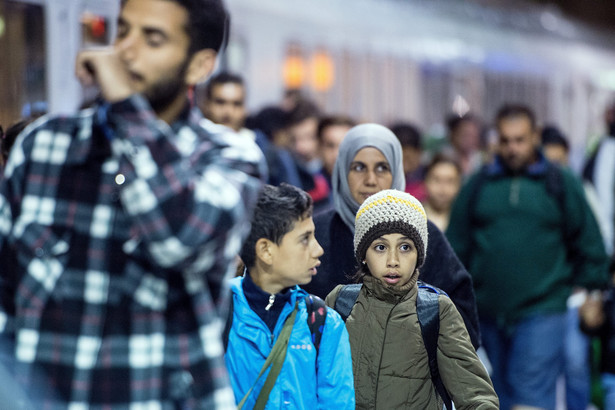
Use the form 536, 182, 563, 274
239, 183, 313, 269
495, 104, 536, 130
121, 0, 229, 54
317, 115, 356, 141
203, 71, 244, 100
390, 122, 422, 149
541, 125, 569, 152
425, 153, 462, 178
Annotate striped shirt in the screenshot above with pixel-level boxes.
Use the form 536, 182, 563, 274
0, 94, 265, 409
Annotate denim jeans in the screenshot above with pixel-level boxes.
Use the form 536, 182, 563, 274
564, 306, 591, 410
480, 312, 566, 410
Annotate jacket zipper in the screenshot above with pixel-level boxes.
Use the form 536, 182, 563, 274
509, 177, 520, 206
266, 294, 275, 344
374, 295, 404, 408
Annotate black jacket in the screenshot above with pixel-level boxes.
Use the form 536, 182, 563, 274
304, 210, 481, 349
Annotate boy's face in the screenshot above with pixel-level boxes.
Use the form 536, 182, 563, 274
365, 233, 417, 288
269, 216, 324, 289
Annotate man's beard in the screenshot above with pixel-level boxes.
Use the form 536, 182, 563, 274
144, 61, 190, 114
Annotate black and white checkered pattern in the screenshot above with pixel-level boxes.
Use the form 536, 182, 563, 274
0, 95, 265, 408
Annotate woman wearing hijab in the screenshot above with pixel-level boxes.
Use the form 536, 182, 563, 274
303, 123, 481, 348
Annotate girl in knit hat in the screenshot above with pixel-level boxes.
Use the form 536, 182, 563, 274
325, 189, 498, 409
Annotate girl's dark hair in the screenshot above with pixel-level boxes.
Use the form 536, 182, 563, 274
239, 183, 313, 269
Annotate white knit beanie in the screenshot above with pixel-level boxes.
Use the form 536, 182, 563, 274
354, 189, 428, 268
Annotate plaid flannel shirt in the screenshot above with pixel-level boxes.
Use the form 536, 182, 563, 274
0, 95, 265, 409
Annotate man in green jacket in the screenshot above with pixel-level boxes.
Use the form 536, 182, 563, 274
447, 104, 609, 410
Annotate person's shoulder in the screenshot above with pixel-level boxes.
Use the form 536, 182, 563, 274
228, 276, 244, 295
436, 293, 461, 318
7, 110, 92, 161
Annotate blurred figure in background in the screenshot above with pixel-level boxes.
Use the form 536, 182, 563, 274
198, 72, 305, 188
287, 98, 322, 173
286, 99, 331, 213
390, 121, 427, 201
318, 115, 356, 190
584, 101, 615, 264
198, 71, 247, 134
541, 125, 570, 167
443, 113, 484, 178
541, 124, 598, 410
447, 104, 609, 410
422, 153, 462, 232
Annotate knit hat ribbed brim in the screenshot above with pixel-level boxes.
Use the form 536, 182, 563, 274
354, 189, 428, 268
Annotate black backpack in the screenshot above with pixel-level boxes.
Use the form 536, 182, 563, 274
223, 294, 328, 354
334, 281, 453, 410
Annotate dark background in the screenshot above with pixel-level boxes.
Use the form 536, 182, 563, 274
533, 1, 615, 31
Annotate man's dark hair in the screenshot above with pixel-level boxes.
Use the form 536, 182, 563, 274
239, 183, 313, 269
495, 104, 536, 130
203, 71, 244, 100
245, 106, 289, 140
286, 98, 320, 127
317, 115, 356, 141
121, 0, 229, 54
541, 125, 569, 152
446, 113, 479, 135
390, 122, 422, 150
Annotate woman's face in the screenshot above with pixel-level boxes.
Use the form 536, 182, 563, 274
347, 147, 393, 204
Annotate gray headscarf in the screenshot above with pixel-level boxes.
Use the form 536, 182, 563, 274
332, 123, 406, 233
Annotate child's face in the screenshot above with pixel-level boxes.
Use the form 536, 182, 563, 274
424, 162, 461, 211
365, 233, 417, 288
269, 216, 324, 289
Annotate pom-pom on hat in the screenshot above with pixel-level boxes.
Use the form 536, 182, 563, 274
354, 189, 428, 268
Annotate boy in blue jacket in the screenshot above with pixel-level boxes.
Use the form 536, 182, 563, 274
225, 183, 355, 409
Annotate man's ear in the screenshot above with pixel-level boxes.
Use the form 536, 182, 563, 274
255, 238, 275, 266
185, 49, 217, 86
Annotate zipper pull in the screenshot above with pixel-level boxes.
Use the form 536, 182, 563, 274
265, 294, 275, 311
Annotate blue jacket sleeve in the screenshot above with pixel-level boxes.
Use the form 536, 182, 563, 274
316, 308, 355, 409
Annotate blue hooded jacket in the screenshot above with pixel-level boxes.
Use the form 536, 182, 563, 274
225, 276, 355, 409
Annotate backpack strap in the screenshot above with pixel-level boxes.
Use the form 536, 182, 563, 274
305, 294, 327, 354
416, 281, 453, 410
224, 293, 328, 355
222, 297, 234, 353
334, 284, 363, 322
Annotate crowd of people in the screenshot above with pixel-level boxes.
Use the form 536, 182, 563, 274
1, 0, 615, 409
